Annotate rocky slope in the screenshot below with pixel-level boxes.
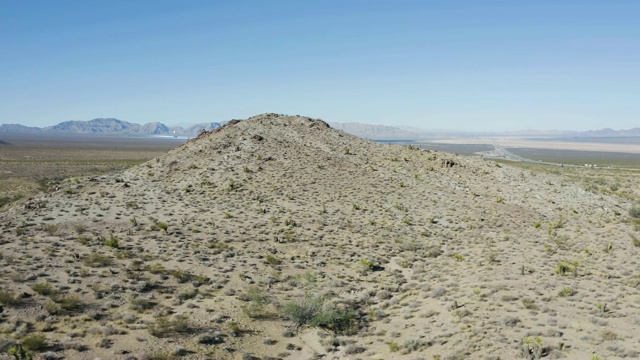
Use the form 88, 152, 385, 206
0, 114, 639, 360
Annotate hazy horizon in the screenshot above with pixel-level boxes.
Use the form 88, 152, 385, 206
1, 1, 639, 132
2, 116, 639, 134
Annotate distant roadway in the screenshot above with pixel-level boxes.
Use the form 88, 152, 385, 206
484, 138, 603, 169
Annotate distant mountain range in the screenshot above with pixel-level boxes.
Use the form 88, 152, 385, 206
1, 117, 639, 139
0, 118, 227, 137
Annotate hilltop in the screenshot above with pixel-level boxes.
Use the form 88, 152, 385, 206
0, 114, 639, 359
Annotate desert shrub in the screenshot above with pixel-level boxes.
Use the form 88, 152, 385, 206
403, 338, 428, 354
45, 301, 62, 315
359, 258, 381, 273
157, 222, 168, 233
130, 296, 156, 312
521, 336, 545, 360
84, 253, 114, 267
282, 295, 324, 330
388, 341, 400, 352
555, 261, 577, 277
104, 233, 120, 248
630, 207, 640, 219
149, 315, 193, 337
74, 224, 88, 234
53, 294, 83, 312
0, 289, 21, 306
77, 235, 93, 245
0, 195, 22, 208
521, 298, 540, 310
241, 287, 272, 319
147, 263, 167, 274
281, 294, 359, 335
558, 287, 576, 297
170, 269, 194, 283
32, 282, 57, 296
601, 329, 618, 341
20, 333, 48, 352
310, 306, 358, 335
193, 274, 210, 287
43, 224, 59, 236
265, 254, 280, 266
176, 287, 197, 301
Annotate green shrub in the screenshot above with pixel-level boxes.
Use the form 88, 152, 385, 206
43, 224, 59, 236
130, 296, 156, 312
147, 263, 167, 274
521, 336, 544, 360
558, 287, 576, 297
32, 282, 57, 296
149, 315, 193, 337
281, 294, 359, 335
0, 194, 22, 208
310, 306, 358, 335
104, 233, 120, 248
170, 269, 194, 283
157, 222, 168, 233
53, 294, 83, 312
265, 255, 281, 266
555, 261, 577, 277
84, 253, 114, 267
282, 295, 324, 330
630, 207, 640, 219
0, 288, 21, 306
176, 287, 198, 301
359, 258, 380, 273
241, 287, 272, 319
21, 333, 48, 352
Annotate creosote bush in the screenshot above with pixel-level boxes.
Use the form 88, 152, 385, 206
281, 294, 359, 335
84, 253, 114, 267
630, 206, 640, 219
32, 282, 57, 296
0, 288, 21, 306
20, 333, 48, 352
149, 315, 193, 338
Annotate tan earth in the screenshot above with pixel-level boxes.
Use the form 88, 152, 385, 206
1, 114, 640, 360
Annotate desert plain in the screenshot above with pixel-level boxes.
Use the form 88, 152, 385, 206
1, 114, 640, 360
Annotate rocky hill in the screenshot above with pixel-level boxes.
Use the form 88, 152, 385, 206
0, 114, 639, 359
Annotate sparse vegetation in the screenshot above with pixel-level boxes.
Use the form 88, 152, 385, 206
149, 315, 194, 337
83, 253, 114, 267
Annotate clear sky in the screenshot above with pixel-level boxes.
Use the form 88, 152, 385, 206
1, 1, 638, 131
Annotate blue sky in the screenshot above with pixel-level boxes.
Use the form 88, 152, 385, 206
1, 0, 638, 131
